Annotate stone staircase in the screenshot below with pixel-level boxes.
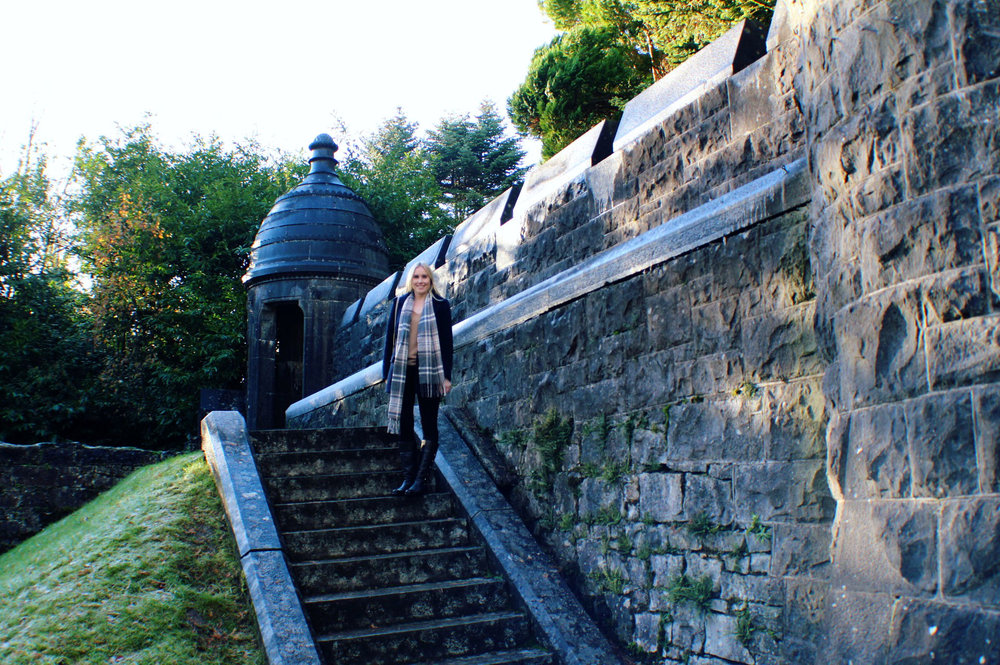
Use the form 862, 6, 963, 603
250, 427, 554, 665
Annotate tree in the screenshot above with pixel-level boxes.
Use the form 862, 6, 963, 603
71, 125, 304, 447
511, 0, 776, 157
0, 136, 97, 444
508, 26, 652, 158
425, 101, 527, 223
338, 110, 450, 271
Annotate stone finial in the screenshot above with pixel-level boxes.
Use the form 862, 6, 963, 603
308, 133, 339, 172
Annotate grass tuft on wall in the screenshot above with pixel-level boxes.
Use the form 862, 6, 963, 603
0, 452, 264, 665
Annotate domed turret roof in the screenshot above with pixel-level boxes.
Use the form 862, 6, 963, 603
243, 134, 389, 287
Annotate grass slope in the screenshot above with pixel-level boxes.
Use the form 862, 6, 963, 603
0, 452, 265, 665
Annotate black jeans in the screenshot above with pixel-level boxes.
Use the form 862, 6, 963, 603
399, 362, 441, 453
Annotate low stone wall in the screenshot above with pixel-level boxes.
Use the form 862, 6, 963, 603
0, 441, 168, 553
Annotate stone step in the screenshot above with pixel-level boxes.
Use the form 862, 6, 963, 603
255, 447, 398, 477
273, 493, 455, 531
250, 427, 394, 454
317, 611, 532, 665
421, 648, 555, 665
282, 517, 469, 561
289, 545, 490, 595
263, 470, 439, 502
304, 577, 511, 632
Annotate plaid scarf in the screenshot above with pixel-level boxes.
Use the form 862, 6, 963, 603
386, 295, 446, 434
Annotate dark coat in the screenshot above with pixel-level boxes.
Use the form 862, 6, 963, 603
382, 292, 454, 388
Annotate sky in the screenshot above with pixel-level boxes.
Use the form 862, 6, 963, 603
0, 0, 557, 178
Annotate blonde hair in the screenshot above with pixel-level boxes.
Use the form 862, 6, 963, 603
404, 262, 443, 297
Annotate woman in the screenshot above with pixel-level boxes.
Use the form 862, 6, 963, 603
382, 263, 453, 496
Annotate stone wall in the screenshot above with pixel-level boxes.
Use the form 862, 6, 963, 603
289, 0, 1000, 662
787, 0, 1000, 660
0, 442, 168, 554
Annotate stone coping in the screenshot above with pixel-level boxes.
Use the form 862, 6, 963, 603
201, 411, 323, 665
430, 407, 625, 665
286, 157, 808, 422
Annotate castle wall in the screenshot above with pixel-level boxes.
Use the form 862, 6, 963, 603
289, 1, 1000, 661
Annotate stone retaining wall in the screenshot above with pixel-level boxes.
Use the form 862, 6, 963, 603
291, 0, 1000, 662
0, 442, 168, 554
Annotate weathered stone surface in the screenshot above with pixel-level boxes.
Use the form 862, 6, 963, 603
951, 0, 1000, 85
783, 578, 828, 649
940, 497, 1000, 603
684, 473, 734, 525
833, 287, 928, 409
886, 597, 1000, 665
858, 186, 984, 293
771, 523, 831, 577
832, 500, 938, 595
638, 472, 684, 523
733, 460, 834, 523
926, 315, 1000, 391
844, 403, 910, 499
906, 391, 979, 498
817, 589, 894, 665
975, 385, 1000, 493
704, 611, 753, 664
904, 80, 1000, 196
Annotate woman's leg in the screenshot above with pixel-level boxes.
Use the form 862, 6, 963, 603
405, 394, 441, 495
392, 364, 420, 495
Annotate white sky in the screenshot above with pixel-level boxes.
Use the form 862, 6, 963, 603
0, 0, 557, 178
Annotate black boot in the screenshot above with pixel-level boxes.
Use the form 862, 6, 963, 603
404, 440, 438, 496
391, 449, 417, 496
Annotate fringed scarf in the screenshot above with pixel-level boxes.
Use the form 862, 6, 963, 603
386, 295, 446, 434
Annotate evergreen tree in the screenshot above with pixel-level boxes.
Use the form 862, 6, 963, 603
426, 101, 527, 224
511, 0, 775, 157
338, 110, 450, 271
509, 26, 652, 158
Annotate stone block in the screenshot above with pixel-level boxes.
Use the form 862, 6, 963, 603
817, 589, 893, 665
831, 499, 938, 595
832, 286, 928, 409
975, 385, 1000, 493
638, 472, 684, 523
356, 271, 401, 321
921, 267, 994, 326
733, 460, 834, 523
742, 305, 821, 383
651, 553, 686, 589
951, 0, 1000, 85
719, 570, 784, 606
906, 391, 979, 498
926, 315, 1000, 392
844, 403, 910, 499
858, 186, 985, 294
704, 611, 753, 664
904, 80, 1000, 196
683, 473, 733, 526
783, 578, 828, 649
940, 497, 1000, 604
886, 597, 1000, 665
578, 477, 624, 519
761, 379, 826, 462
644, 287, 694, 349
771, 523, 831, 577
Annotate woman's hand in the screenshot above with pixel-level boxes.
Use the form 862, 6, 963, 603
444, 379, 452, 395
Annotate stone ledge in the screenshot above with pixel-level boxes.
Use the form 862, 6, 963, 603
431, 406, 625, 665
200, 411, 322, 665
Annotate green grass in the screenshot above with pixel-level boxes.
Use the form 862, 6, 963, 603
0, 453, 264, 665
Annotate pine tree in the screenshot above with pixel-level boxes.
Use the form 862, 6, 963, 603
425, 101, 527, 224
